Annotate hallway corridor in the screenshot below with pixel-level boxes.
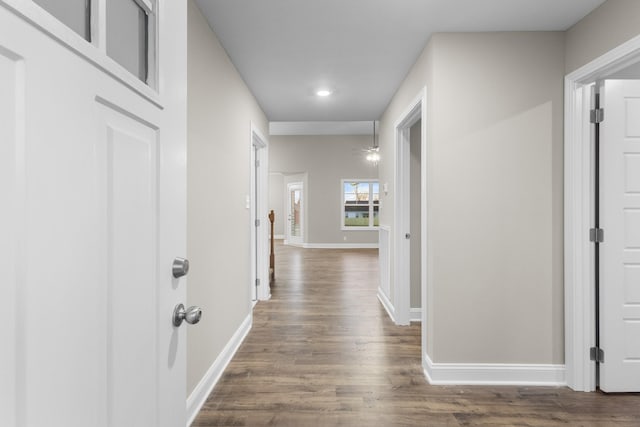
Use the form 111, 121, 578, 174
192, 244, 639, 426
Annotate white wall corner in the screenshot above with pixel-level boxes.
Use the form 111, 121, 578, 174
377, 288, 396, 324
187, 313, 253, 426
410, 308, 422, 323
423, 354, 566, 386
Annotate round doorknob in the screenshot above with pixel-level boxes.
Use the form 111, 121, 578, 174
173, 303, 202, 327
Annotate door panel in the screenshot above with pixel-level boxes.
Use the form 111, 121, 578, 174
600, 79, 640, 392
0, 2, 187, 425
102, 108, 158, 426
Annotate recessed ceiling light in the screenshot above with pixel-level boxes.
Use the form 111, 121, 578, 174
316, 89, 332, 97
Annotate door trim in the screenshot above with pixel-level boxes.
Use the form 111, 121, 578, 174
393, 88, 427, 329
564, 34, 640, 391
250, 122, 270, 301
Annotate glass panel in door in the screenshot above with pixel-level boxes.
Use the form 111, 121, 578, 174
290, 188, 301, 237
107, 0, 149, 82
34, 0, 91, 40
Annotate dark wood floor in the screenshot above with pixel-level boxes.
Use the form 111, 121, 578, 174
193, 243, 640, 426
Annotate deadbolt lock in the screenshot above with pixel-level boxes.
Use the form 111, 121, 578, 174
172, 257, 190, 278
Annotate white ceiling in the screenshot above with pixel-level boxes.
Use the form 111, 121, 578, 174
195, 0, 606, 123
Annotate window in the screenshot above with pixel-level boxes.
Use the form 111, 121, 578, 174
34, 0, 156, 86
34, 0, 91, 40
107, 0, 154, 83
342, 180, 379, 229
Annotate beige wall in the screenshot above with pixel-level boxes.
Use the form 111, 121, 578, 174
184, 0, 640, 392
269, 135, 379, 245
187, 0, 268, 395
565, 0, 640, 74
379, 32, 565, 364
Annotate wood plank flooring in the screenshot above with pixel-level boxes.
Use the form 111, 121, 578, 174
192, 243, 640, 426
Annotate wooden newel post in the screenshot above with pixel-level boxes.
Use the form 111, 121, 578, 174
269, 210, 275, 280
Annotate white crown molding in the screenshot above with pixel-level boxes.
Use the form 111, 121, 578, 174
269, 121, 378, 136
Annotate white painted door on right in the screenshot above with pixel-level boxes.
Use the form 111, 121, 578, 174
600, 79, 640, 392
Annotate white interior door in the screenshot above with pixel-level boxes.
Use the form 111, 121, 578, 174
286, 182, 304, 246
0, 1, 187, 425
250, 126, 269, 301
600, 79, 640, 392
253, 146, 260, 301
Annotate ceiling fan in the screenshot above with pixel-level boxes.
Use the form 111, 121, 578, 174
363, 121, 379, 165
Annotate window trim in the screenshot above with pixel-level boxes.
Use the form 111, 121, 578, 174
340, 179, 379, 231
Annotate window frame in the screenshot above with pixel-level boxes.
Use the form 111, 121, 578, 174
340, 179, 379, 231
30, 0, 159, 92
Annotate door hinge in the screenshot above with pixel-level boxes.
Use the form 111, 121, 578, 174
590, 228, 604, 243
590, 346, 605, 363
590, 108, 604, 124
255, 219, 261, 227
256, 278, 260, 287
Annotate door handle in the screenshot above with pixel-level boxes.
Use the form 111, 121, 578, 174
173, 303, 202, 326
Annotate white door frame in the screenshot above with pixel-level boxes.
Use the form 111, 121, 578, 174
394, 88, 427, 328
564, 34, 640, 391
250, 122, 270, 301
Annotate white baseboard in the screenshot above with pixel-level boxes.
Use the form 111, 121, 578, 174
423, 354, 566, 386
377, 288, 396, 323
410, 308, 422, 323
187, 313, 252, 426
303, 243, 379, 249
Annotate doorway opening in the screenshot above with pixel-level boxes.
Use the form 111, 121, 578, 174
565, 35, 640, 392
250, 123, 270, 302
393, 88, 427, 336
